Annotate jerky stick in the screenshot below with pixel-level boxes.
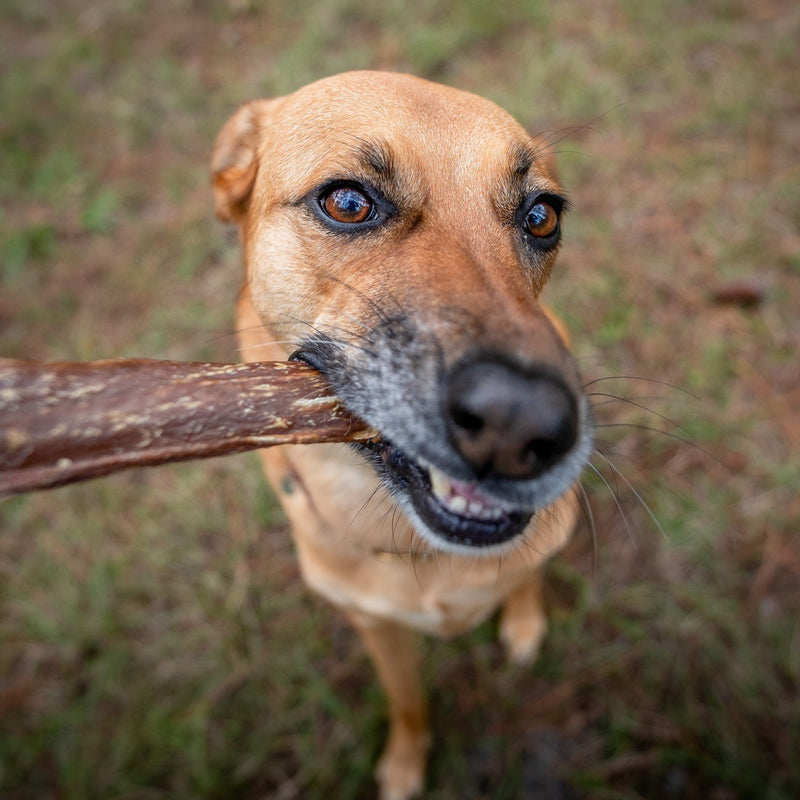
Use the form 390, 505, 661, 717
0, 359, 375, 497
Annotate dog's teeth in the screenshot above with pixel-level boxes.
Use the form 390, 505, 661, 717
426, 462, 507, 520
429, 465, 452, 499
449, 495, 468, 514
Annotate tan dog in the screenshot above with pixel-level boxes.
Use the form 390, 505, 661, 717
212, 72, 592, 799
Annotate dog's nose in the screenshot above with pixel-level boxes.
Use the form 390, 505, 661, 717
445, 358, 579, 480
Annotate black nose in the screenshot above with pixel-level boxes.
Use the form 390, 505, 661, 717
445, 358, 579, 480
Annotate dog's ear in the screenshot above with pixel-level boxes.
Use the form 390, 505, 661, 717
211, 98, 281, 223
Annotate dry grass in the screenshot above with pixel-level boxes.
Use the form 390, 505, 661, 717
1, 1, 799, 798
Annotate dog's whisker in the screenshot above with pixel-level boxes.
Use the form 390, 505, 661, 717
347, 483, 390, 537
270, 316, 381, 360
200, 326, 262, 348
542, 504, 569, 551
594, 421, 714, 462
518, 510, 557, 562
531, 105, 624, 154
587, 392, 675, 409
595, 450, 668, 543
256, 317, 376, 353
319, 270, 409, 325
590, 392, 697, 438
290, 316, 390, 354
577, 482, 599, 582
336, 310, 384, 339
233, 339, 302, 355
388, 505, 405, 553
586, 459, 638, 549
584, 374, 700, 400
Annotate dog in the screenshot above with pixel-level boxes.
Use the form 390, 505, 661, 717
211, 71, 593, 799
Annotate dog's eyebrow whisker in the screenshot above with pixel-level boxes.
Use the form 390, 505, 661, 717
531, 128, 585, 155
531, 105, 624, 154
526, 147, 589, 167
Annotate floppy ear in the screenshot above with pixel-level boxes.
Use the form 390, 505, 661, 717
211, 98, 282, 223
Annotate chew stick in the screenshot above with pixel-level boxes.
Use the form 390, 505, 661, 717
0, 358, 374, 497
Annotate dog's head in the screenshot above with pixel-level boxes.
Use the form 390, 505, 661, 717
213, 71, 592, 553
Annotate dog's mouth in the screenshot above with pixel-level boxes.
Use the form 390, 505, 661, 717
290, 339, 586, 551
359, 439, 532, 549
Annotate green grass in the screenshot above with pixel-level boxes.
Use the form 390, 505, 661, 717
2, 0, 799, 797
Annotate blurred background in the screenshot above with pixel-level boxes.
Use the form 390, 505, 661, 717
1, 1, 798, 798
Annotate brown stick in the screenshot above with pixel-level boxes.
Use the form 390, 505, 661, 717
0, 358, 375, 497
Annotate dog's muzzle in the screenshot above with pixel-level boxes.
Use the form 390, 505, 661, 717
360, 356, 585, 550
292, 339, 590, 551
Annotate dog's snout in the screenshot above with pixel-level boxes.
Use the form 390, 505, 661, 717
445, 359, 579, 480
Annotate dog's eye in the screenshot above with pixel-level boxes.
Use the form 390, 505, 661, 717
524, 201, 559, 239
321, 186, 374, 224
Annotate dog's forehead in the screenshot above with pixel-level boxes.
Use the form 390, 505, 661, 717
307, 74, 514, 125
250, 72, 560, 208
270, 73, 536, 172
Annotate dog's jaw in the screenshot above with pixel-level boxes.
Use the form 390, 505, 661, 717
292, 331, 593, 555
361, 438, 534, 550
357, 415, 592, 555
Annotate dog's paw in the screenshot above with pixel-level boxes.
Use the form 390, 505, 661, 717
376, 735, 429, 800
499, 606, 548, 665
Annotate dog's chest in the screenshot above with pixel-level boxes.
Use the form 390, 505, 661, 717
268, 443, 564, 636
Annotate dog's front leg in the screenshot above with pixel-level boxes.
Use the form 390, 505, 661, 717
499, 571, 548, 665
347, 611, 430, 800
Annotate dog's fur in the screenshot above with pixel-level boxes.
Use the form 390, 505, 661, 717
212, 71, 592, 799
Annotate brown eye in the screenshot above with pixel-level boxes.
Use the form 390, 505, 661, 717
525, 201, 558, 238
321, 186, 373, 224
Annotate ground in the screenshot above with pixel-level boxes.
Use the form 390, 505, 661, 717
1, 1, 799, 798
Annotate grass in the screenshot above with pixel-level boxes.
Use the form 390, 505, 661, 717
2, 0, 799, 798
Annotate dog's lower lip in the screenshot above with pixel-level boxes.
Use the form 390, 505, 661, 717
362, 440, 531, 547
